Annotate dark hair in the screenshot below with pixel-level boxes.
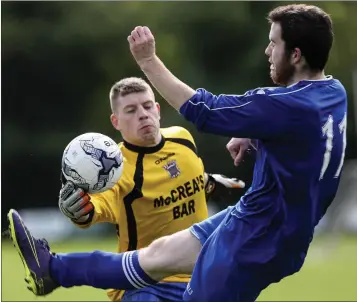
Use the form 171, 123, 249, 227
268, 4, 333, 71
109, 77, 152, 112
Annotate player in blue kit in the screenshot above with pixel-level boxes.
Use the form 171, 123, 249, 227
7, 4, 347, 302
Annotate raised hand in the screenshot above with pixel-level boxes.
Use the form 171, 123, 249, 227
128, 26, 156, 66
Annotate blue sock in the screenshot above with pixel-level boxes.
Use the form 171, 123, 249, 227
50, 250, 158, 289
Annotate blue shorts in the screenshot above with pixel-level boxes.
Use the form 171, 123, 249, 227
121, 282, 187, 301
185, 205, 305, 302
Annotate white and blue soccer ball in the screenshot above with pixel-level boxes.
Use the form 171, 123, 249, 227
61, 132, 124, 194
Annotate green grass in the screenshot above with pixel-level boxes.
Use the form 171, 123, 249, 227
2, 235, 357, 301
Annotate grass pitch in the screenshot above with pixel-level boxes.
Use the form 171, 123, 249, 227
2, 235, 357, 301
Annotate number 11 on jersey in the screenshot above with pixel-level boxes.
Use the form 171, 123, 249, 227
320, 113, 347, 180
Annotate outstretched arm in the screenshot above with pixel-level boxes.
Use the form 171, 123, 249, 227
128, 26, 196, 111
128, 26, 296, 139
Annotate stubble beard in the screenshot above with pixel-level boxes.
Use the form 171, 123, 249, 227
271, 57, 295, 87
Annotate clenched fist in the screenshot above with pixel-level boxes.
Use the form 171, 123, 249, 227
128, 26, 156, 66
226, 138, 256, 166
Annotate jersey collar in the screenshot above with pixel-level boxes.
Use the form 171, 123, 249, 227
123, 135, 166, 154
288, 75, 334, 88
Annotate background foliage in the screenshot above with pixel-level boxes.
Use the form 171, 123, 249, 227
2, 3, 357, 300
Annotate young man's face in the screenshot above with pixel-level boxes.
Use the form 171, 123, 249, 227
265, 22, 295, 86
111, 90, 161, 146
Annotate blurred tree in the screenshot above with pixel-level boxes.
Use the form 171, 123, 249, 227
2, 2, 356, 228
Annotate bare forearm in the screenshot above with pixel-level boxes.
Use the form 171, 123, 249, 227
139, 55, 196, 110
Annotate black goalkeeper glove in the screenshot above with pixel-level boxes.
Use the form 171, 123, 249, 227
205, 173, 245, 202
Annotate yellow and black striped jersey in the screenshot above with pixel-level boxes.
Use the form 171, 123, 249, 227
75, 126, 208, 300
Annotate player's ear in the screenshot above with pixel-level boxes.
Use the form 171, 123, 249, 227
110, 113, 121, 131
291, 47, 302, 65
156, 102, 161, 120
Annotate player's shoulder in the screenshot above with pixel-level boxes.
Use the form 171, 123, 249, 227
260, 76, 342, 98
245, 86, 309, 112
247, 84, 311, 99
161, 126, 196, 143
250, 77, 339, 110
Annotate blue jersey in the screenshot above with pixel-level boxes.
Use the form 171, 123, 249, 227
180, 76, 347, 252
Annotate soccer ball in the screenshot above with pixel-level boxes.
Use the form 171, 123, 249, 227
61, 132, 124, 194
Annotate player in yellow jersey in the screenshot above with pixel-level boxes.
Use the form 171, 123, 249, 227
58, 77, 245, 301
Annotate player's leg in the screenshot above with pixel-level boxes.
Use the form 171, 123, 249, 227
138, 229, 200, 280
189, 205, 234, 245
7, 209, 199, 295
51, 205, 232, 287
141, 206, 233, 280
50, 229, 201, 289
183, 206, 278, 302
7, 207, 231, 296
